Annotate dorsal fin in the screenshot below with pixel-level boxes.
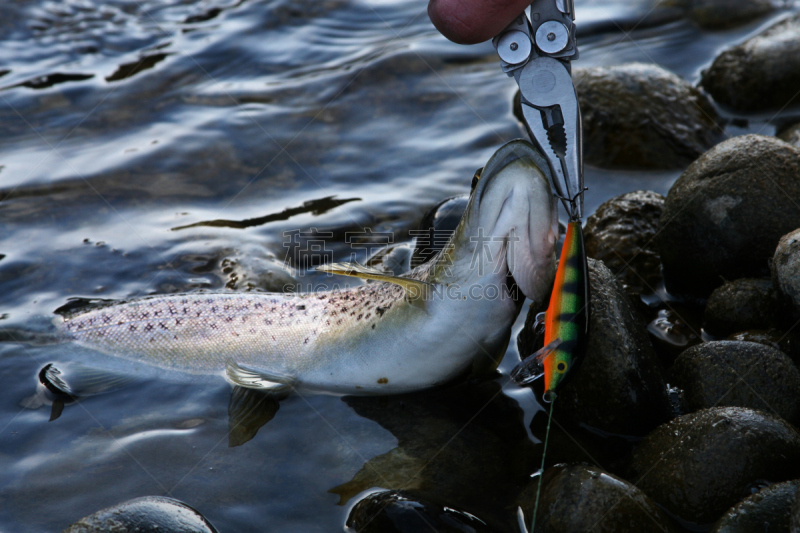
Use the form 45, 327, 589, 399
315, 262, 430, 302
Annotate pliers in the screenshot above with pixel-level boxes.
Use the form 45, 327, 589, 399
493, 0, 584, 221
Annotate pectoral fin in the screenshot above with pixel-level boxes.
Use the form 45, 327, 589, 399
225, 361, 296, 394
509, 338, 562, 386
316, 262, 430, 302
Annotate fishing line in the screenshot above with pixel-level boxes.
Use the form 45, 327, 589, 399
531, 392, 556, 532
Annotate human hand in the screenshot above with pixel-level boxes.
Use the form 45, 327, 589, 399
428, 0, 532, 44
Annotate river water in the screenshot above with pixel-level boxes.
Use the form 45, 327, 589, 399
1, 0, 798, 531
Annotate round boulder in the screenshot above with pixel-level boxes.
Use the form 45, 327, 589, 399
657, 135, 800, 298
584, 191, 664, 296
345, 490, 495, 533
573, 63, 723, 169
671, 341, 800, 423
701, 13, 800, 112
727, 329, 800, 366
519, 464, 679, 533
772, 229, 800, 316
704, 278, 785, 336
519, 259, 672, 436
657, 0, 778, 29
627, 407, 800, 525
63, 496, 218, 533
711, 480, 800, 533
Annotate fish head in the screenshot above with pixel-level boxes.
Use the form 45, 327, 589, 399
447, 140, 558, 303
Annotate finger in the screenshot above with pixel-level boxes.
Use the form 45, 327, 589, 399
428, 0, 531, 44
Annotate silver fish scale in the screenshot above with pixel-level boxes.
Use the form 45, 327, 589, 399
59, 284, 407, 376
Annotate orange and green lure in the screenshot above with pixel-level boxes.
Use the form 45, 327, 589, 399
511, 220, 589, 400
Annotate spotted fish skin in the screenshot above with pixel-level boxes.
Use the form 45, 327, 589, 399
57, 140, 559, 395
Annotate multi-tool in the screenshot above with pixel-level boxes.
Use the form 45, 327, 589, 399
493, 0, 584, 220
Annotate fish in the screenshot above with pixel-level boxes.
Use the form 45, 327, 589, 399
510, 220, 590, 400
56, 139, 559, 395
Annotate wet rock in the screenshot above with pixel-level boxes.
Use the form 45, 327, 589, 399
657, 135, 800, 298
672, 341, 800, 423
647, 308, 702, 366
584, 191, 664, 296
519, 464, 679, 533
520, 259, 672, 436
772, 229, 800, 316
657, 0, 779, 29
63, 496, 218, 533
711, 480, 800, 533
411, 195, 468, 268
701, 14, 800, 112
345, 490, 495, 533
778, 122, 800, 148
727, 329, 800, 366
573, 63, 723, 169
628, 407, 800, 525
704, 278, 785, 336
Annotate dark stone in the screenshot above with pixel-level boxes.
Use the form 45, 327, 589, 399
63, 496, 218, 533
792, 487, 800, 533
519, 464, 679, 533
573, 63, 723, 169
701, 13, 800, 112
584, 191, 664, 297
627, 407, 800, 525
727, 329, 800, 366
704, 278, 785, 336
671, 341, 800, 423
658, 0, 778, 29
778, 122, 800, 148
772, 229, 800, 317
711, 480, 800, 533
519, 259, 672, 436
345, 490, 496, 533
657, 135, 800, 298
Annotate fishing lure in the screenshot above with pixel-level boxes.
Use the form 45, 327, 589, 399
511, 219, 590, 401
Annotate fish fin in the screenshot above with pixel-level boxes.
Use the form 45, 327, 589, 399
316, 262, 430, 301
228, 386, 281, 447
42, 363, 134, 397
509, 338, 562, 386
225, 361, 296, 394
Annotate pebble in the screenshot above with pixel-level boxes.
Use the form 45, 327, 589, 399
345, 490, 496, 533
772, 229, 800, 317
671, 341, 800, 423
657, 135, 800, 298
519, 464, 679, 533
658, 0, 779, 29
572, 63, 723, 169
701, 13, 800, 111
704, 278, 785, 336
627, 407, 800, 525
583, 191, 664, 297
711, 480, 800, 533
63, 496, 218, 533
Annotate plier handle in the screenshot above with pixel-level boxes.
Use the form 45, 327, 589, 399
493, 0, 585, 220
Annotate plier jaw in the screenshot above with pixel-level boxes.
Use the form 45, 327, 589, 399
493, 1, 584, 221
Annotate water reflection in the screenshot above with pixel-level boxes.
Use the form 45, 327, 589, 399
334, 381, 536, 531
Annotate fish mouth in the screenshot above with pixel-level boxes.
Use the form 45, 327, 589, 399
473, 139, 553, 207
